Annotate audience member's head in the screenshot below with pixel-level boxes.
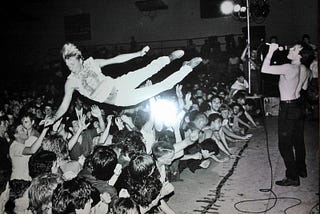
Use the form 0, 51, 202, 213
28, 173, 63, 214
129, 178, 162, 208
231, 103, 244, 115
269, 35, 278, 43
243, 99, 255, 112
7, 124, 28, 142
122, 131, 146, 159
298, 42, 315, 67
42, 134, 69, 160
152, 141, 175, 166
234, 92, 246, 105
189, 111, 208, 131
220, 104, 231, 120
20, 112, 36, 132
52, 177, 99, 214
91, 146, 118, 181
208, 113, 223, 131
29, 150, 57, 179
235, 71, 246, 83
112, 197, 141, 214
128, 154, 158, 181
210, 95, 222, 112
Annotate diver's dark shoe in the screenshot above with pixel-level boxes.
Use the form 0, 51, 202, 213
275, 178, 300, 186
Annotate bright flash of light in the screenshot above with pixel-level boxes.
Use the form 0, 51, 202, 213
150, 99, 178, 127
240, 6, 247, 12
233, 4, 241, 12
220, 1, 234, 15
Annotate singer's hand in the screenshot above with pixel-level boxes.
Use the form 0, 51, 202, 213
266, 43, 279, 52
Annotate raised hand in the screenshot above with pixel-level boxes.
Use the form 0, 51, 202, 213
201, 150, 211, 159
78, 114, 90, 132
268, 43, 279, 53
176, 84, 183, 98
43, 117, 56, 128
140, 46, 150, 57
184, 92, 193, 110
120, 114, 131, 124
115, 116, 125, 130
106, 114, 114, 125
52, 117, 63, 132
91, 105, 102, 118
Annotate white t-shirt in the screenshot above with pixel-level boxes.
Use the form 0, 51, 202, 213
9, 141, 32, 181
231, 79, 249, 96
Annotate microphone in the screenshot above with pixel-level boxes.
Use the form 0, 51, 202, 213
265, 43, 287, 51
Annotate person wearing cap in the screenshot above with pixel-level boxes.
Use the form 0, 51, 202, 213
50, 43, 202, 124
261, 42, 314, 186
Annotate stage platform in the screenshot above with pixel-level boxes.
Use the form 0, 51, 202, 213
168, 116, 319, 214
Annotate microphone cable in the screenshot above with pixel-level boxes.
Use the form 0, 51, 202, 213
234, 102, 302, 213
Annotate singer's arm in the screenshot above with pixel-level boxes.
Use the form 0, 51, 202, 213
261, 44, 290, 75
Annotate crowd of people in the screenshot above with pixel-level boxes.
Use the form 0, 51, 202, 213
0, 33, 317, 213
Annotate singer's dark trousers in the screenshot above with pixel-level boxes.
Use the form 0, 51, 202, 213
278, 99, 306, 180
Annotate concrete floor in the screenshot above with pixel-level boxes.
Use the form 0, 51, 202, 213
168, 116, 319, 214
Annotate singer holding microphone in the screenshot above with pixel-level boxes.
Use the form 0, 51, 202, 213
261, 42, 314, 186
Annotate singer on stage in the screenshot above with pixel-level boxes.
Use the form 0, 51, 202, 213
261, 42, 314, 186
50, 43, 202, 123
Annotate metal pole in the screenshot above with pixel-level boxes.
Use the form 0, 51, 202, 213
246, 0, 251, 94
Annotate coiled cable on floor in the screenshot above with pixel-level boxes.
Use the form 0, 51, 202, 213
233, 112, 302, 213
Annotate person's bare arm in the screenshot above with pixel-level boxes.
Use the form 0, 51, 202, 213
241, 45, 248, 62
219, 128, 231, 151
180, 152, 202, 160
229, 88, 236, 98
261, 43, 291, 75
53, 80, 75, 122
222, 126, 251, 140
237, 117, 251, 129
98, 115, 113, 145
91, 105, 105, 132
244, 111, 257, 127
23, 119, 52, 155
108, 164, 122, 186
173, 134, 197, 159
95, 46, 150, 68
68, 115, 90, 151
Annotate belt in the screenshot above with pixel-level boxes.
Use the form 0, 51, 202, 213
280, 98, 300, 104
